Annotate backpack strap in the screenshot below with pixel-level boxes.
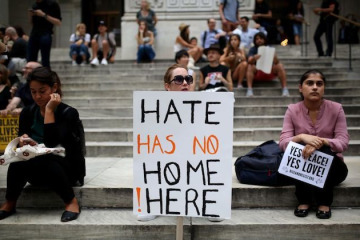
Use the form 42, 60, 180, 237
202, 31, 207, 48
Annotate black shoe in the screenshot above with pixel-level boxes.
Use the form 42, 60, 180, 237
0, 208, 16, 220
294, 207, 309, 217
316, 208, 331, 219
61, 208, 81, 222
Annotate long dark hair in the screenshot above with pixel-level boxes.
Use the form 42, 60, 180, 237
299, 69, 326, 100
27, 67, 63, 97
227, 34, 241, 55
180, 26, 189, 43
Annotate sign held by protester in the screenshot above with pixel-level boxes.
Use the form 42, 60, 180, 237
133, 91, 234, 219
278, 141, 333, 188
256, 46, 275, 74
0, 115, 19, 153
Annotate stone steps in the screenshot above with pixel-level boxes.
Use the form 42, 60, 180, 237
61, 87, 360, 97
0, 208, 359, 240
60, 79, 360, 90
83, 141, 360, 158
75, 104, 360, 117
1, 56, 359, 239
1, 157, 359, 209
84, 127, 360, 142
63, 95, 360, 107
79, 115, 360, 128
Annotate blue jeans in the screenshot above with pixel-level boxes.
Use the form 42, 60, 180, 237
69, 44, 90, 63
137, 44, 155, 63
27, 33, 52, 68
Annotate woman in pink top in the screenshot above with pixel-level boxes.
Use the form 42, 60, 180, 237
279, 69, 349, 219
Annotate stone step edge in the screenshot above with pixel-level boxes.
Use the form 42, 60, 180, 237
0, 208, 359, 225
84, 126, 360, 132
84, 140, 360, 146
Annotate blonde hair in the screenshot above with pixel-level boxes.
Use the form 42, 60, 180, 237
163, 64, 188, 84
75, 23, 86, 37
141, 0, 150, 11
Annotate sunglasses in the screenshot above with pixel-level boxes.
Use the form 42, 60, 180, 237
170, 75, 193, 85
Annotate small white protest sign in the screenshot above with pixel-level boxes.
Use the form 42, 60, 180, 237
256, 46, 275, 74
133, 91, 234, 219
278, 141, 333, 188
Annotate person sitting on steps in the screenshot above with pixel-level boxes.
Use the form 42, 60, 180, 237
90, 20, 116, 66
246, 32, 289, 97
0, 67, 84, 222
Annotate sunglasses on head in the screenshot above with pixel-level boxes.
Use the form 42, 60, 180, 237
170, 75, 193, 85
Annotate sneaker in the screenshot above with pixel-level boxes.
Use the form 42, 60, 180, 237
80, 62, 86, 67
137, 215, 157, 222
72, 60, 77, 66
101, 58, 108, 65
90, 58, 99, 66
208, 217, 225, 222
246, 88, 254, 97
282, 88, 290, 97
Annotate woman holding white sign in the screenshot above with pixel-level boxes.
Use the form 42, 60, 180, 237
279, 69, 349, 219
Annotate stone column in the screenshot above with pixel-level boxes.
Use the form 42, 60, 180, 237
121, 0, 255, 60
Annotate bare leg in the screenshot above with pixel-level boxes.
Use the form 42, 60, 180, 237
246, 64, 256, 89
272, 63, 287, 88
234, 61, 248, 87
102, 40, 110, 60
91, 39, 98, 60
0, 200, 17, 212
65, 197, 80, 213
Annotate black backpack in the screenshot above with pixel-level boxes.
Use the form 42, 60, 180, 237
234, 140, 293, 186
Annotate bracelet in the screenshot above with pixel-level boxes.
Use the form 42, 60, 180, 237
43, 14, 47, 19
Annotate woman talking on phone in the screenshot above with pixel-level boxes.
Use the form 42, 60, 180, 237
0, 67, 84, 222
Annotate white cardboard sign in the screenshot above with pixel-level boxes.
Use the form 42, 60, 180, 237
278, 141, 333, 188
133, 91, 234, 218
256, 46, 275, 74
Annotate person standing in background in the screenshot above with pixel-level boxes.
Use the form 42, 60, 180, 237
27, 0, 62, 68
219, 0, 240, 32
313, 0, 339, 57
136, 0, 158, 37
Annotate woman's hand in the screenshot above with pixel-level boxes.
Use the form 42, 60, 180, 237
75, 39, 83, 46
45, 93, 61, 113
299, 134, 325, 149
19, 134, 37, 147
302, 144, 316, 159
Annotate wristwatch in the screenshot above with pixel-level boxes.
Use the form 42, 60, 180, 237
43, 13, 48, 19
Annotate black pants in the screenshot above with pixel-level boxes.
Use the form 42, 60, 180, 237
314, 20, 335, 56
6, 155, 75, 204
295, 149, 348, 206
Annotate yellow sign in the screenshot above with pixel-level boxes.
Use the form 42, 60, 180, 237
0, 115, 19, 153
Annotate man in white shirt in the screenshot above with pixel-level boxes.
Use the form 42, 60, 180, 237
232, 16, 267, 51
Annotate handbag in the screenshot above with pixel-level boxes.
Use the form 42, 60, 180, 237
234, 140, 293, 186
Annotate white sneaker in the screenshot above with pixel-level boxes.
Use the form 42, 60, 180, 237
137, 215, 157, 222
282, 88, 290, 97
208, 217, 225, 222
80, 62, 86, 67
101, 58, 108, 65
90, 58, 99, 66
246, 88, 254, 97
72, 60, 77, 66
